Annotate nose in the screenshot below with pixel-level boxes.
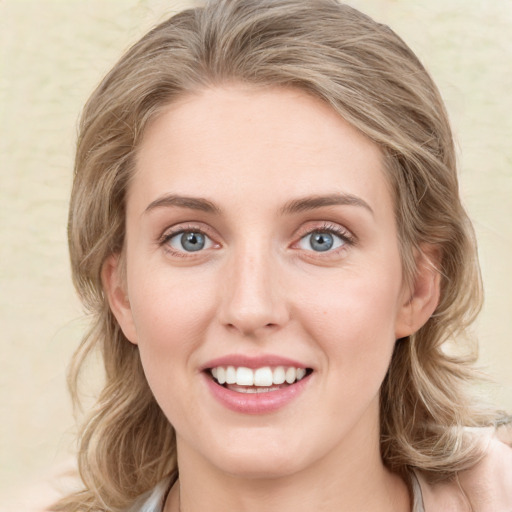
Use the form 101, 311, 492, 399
217, 243, 289, 337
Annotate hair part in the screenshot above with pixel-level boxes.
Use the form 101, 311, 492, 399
54, 1, 496, 510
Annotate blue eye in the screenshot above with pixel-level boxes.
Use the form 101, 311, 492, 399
298, 230, 345, 252
167, 231, 213, 252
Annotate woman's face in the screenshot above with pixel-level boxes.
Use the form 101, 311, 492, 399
106, 85, 432, 479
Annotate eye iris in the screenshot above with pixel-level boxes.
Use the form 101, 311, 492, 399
310, 232, 334, 252
181, 232, 205, 251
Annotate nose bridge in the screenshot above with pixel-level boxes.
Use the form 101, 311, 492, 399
219, 238, 287, 335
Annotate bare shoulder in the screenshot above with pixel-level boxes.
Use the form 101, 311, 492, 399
457, 424, 512, 510
418, 424, 512, 512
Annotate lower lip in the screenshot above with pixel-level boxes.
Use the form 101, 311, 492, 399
203, 372, 311, 414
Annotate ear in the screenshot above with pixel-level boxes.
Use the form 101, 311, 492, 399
101, 254, 138, 345
395, 245, 441, 339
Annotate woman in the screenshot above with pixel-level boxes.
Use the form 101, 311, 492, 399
53, 1, 511, 511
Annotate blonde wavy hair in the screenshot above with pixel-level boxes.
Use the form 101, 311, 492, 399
53, 0, 497, 510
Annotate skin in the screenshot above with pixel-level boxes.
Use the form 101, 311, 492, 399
103, 85, 440, 512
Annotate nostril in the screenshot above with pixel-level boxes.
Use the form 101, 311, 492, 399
223, 320, 281, 336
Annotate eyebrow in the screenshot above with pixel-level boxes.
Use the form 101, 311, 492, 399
143, 192, 373, 217
280, 194, 374, 216
144, 194, 221, 215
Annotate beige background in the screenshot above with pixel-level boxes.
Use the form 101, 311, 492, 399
1, 0, 511, 509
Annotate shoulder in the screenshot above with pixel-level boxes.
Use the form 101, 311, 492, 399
418, 424, 512, 512
457, 424, 512, 510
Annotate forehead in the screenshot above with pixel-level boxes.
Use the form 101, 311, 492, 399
131, 85, 392, 217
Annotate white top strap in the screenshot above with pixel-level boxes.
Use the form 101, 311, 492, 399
124, 478, 169, 512
411, 470, 426, 512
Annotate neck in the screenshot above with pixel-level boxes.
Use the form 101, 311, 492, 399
169, 467, 409, 512
165, 412, 410, 512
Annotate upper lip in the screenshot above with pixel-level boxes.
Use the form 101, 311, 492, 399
201, 354, 311, 371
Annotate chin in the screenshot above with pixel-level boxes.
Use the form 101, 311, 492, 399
207, 437, 312, 480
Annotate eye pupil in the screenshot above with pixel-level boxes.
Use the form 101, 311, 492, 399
310, 232, 334, 252
181, 232, 205, 251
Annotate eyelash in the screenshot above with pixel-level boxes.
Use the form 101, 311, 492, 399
157, 222, 356, 258
295, 222, 356, 252
158, 224, 217, 258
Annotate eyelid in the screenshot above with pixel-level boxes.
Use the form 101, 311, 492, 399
156, 221, 355, 258
157, 222, 221, 255
158, 221, 214, 241
295, 222, 355, 243
168, 231, 215, 252
291, 221, 356, 254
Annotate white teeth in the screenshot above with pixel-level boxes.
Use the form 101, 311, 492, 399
254, 367, 273, 387
285, 367, 297, 384
217, 367, 226, 385
210, 365, 308, 386
296, 368, 306, 381
273, 366, 286, 384
230, 385, 281, 394
225, 366, 236, 384
236, 367, 254, 386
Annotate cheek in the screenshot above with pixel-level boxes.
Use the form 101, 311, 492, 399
126, 269, 219, 427
300, 272, 402, 377
303, 267, 402, 330
129, 264, 215, 337
126, 266, 218, 385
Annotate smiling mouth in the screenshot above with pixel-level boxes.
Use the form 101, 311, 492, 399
207, 366, 313, 393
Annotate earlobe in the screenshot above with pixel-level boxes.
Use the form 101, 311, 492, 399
395, 245, 441, 339
102, 254, 138, 344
